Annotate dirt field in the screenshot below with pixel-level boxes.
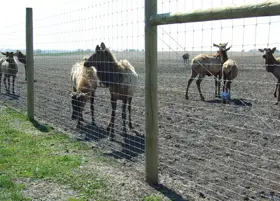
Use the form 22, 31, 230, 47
2, 51, 280, 201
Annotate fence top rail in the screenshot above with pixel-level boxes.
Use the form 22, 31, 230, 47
149, 1, 280, 26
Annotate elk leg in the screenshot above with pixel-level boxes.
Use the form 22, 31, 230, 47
25, 64, 27, 81
274, 81, 279, 98
121, 98, 128, 135
0, 72, 2, 93
7, 76, 10, 94
217, 72, 222, 98
107, 95, 117, 140
185, 69, 198, 100
276, 82, 280, 105
214, 75, 219, 97
222, 72, 226, 93
4, 75, 8, 93
128, 97, 133, 129
12, 76, 15, 94
77, 101, 84, 128
90, 90, 95, 125
196, 74, 205, 101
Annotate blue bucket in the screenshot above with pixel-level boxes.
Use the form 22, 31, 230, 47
221, 92, 230, 100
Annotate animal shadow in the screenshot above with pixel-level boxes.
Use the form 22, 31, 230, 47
230, 98, 252, 106
105, 130, 145, 160
2, 92, 20, 100
206, 98, 252, 107
77, 122, 108, 142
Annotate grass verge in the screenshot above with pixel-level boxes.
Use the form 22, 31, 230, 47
0, 106, 165, 201
0, 107, 108, 200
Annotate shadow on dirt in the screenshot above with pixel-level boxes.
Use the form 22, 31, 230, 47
75, 122, 145, 160
2, 92, 20, 100
104, 130, 145, 160
206, 98, 252, 107
17, 79, 37, 84
77, 123, 108, 142
153, 184, 189, 201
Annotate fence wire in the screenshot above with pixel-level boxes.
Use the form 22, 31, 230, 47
156, 0, 280, 200
1, 0, 280, 200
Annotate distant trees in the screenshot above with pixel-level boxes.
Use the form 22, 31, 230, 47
36, 49, 42, 54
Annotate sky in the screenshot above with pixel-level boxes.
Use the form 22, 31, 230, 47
1, 0, 280, 52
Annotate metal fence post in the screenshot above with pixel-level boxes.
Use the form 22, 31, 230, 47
26, 7, 34, 121
145, 0, 158, 185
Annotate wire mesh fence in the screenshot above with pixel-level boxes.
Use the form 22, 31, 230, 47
155, 1, 280, 200
1, 0, 280, 200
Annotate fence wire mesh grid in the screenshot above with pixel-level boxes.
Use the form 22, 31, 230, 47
1, 0, 280, 200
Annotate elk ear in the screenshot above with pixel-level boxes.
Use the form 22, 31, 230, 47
272, 47, 277, 53
226, 46, 232, 51
213, 43, 219, 47
95, 45, 100, 52
100, 42, 106, 50
1, 52, 7, 56
258, 49, 264, 53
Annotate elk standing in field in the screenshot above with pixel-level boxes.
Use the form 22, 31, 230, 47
0, 52, 18, 94
258, 47, 280, 105
213, 43, 238, 103
182, 52, 190, 66
84, 42, 138, 140
14, 50, 27, 81
70, 56, 98, 127
185, 51, 222, 101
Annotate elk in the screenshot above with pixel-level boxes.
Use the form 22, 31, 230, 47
84, 42, 138, 140
213, 43, 238, 103
185, 51, 222, 101
14, 50, 27, 81
70, 56, 98, 127
182, 52, 190, 66
1, 52, 18, 94
258, 47, 280, 105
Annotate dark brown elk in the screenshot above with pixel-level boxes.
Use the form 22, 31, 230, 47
258, 47, 280, 105
84, 42, 138, 140
14, 50, 27, 81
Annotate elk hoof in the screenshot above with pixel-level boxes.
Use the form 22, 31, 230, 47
108, 133, 116, 141
185, 95, 189, 100
129, 123, 134, 130
275, 102, 279, 105
121, 127, 127, 136
76, 122, 82, 129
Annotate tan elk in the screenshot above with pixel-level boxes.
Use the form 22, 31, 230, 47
185, 51, 222, 101
213, 43, 238, 103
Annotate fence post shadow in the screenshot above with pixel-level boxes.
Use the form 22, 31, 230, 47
30, 119, 51, 133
